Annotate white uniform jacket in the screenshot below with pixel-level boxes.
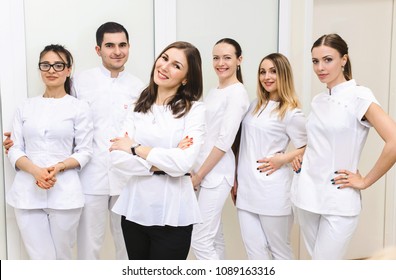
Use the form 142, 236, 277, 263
7, 95, 93, 209
291, 80, 379, 216
196, 82, 250, 188
237, 100, 307, 216
72, 65, 145, 195
110, 102, 205, 226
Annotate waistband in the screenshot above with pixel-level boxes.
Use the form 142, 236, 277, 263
153, 171, 191, 176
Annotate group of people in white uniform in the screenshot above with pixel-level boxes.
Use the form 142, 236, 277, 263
3, 22, 396, 260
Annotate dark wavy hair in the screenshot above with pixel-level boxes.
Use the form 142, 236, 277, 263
134, 41, 203, 118
39, 44, 73, 94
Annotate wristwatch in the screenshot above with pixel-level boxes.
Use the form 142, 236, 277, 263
131, 143, 141, 156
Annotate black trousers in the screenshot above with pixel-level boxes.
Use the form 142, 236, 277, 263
121, 216, 193, 260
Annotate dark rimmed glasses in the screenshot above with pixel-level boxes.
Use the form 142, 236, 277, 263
38, 62, 68, 72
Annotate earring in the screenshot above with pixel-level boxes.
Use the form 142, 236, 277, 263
182, 81, 187, 86
237, 65, 240, 71
341, 65, 345, 71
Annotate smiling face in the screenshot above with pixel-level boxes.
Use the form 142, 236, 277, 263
153, 47, 188, 93
95, 32, 129, 77
39, 51, 71, 90
259, 58, 278, 98
311, 45, 347, 89
212, 42, 241, 86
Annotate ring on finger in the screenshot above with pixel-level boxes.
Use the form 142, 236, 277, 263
344, 174, 348, 179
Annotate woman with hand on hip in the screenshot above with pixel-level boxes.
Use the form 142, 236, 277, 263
235, 53, 306, 260
191, 38, 250, 260
6, 44, 93, 259
292, 33, 396, 259
108, 41, 205, 260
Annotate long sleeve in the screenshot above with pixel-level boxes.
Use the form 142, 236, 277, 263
8, 103, 27, 171
146, 102, 206, 177
215, 85, 249, 152
70, 100, 93, 169
109, 108, 154, 176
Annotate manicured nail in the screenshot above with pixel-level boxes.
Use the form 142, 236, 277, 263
337, 187, 340, 189
334, 171, 338, 174
331, 179, 334, 182
332, 182, 335, 185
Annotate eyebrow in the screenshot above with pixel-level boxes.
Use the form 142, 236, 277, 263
163, 52, 185, 68
40, 60, 65, 64
260, 66, 275, 71
103, 42, 128, 46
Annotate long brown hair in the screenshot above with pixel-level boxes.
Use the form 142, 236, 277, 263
134, 41, 203, 118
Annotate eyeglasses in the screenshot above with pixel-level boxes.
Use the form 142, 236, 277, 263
38, 62, 68, 72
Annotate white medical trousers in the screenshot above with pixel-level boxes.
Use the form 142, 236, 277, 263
14, 207, 81, 259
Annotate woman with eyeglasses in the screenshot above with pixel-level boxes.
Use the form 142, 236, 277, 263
6, 44, 93, 259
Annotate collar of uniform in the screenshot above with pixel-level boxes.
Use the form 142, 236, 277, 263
326, 79, 356, 96
99, 64, 126, 79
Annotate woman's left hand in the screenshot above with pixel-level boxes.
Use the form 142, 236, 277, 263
257, 153, 285, 176
109, 132, 134, 153
332, 169, 368, 190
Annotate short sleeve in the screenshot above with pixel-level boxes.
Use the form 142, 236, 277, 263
285, 108, 307, 149
355, 86, 380, 127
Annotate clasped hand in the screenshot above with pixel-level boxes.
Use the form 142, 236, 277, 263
34, 166, 57, 190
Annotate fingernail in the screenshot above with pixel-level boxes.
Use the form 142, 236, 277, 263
334, 171, 338, 174
332, 182, 335, 185
331, 179, 334, 182
337, 187, 340, 189
256, 160, 259, 163
266, 174, 269, 176
256, 167, 259, 170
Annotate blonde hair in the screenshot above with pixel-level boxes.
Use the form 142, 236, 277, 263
253, 53, 300, 120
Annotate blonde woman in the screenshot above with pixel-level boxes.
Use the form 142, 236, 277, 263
234, 53, 306, 259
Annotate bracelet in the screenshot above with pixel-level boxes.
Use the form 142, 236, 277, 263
58, 161, 66, 172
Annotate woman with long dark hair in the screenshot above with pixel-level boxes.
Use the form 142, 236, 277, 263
109, 41, 205, 260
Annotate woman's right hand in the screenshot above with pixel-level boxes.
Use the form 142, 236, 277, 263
231, 178, 238, 205
33, 166, 57, 189
291, 154, 303, 173
178, 136, 193, 150
3, 132, 13, 154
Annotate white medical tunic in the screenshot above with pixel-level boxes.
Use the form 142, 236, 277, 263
110, 102, 205, 226
236, 100, 307, 216
291, 80, 379, 216
72, 66, 145, 195
7, 95, 93, 209
196, 82, 250, 188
